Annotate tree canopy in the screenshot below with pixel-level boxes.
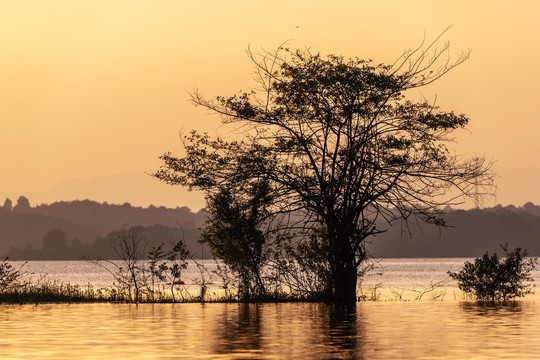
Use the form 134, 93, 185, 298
155, 38, 493, 306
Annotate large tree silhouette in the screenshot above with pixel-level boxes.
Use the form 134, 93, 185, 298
155, 37, 493, 306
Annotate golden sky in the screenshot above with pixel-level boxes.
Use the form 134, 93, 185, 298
1, 1, 539, 210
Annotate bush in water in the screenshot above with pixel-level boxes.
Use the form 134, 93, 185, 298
449, 243, 538, 302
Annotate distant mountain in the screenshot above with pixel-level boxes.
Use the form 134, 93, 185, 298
16, 171, 206, 212
3, 196, 540, 259
369, 204, 540, 258
5, 224, 207, 260
0, 196, 207, 259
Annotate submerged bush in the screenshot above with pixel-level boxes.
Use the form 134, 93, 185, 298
448, 243, 538, 302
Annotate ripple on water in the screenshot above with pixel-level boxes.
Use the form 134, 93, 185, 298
0, 301, 539, 359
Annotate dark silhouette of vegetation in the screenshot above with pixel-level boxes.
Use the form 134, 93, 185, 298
0, 198, 12, 214
90, 226, 194, 302
12, 196, 31, 213
273, 227, 333, 298
201, 181, 273, 299
0, 197, 205, 257
0, 281, 112, 304
448, 243, 538, 302
4, 223, 207, 260
147, 237, 190, 302
155, 36, 493, 306
370, 205, 540, 258
107, 226, 148, 302
9, 196, 540, 261
41, 229, 70, 259
0, 257, 24, 290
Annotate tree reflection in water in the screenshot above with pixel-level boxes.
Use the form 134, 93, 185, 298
3, 301, 540, 358
211, 303, 366, 359
460, 301, 523, 316
326, 306, 363, 359
213, 303, 263, 355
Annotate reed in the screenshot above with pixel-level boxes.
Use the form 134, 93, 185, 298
0, 279, 339, 304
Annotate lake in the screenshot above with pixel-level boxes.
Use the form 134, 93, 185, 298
12, 258, 498, 295
2, 259, 540, 359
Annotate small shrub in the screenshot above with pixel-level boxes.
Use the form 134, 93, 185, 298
89, 226, 193, 303
448, 243, 538, 302
0, 258, 24, 289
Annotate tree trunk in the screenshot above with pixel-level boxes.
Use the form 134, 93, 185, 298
327, 221, 358, 307
333, 262, 358, 308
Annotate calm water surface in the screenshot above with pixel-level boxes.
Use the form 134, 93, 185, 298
2, 259, 540, 359
16, 258, 513, 290
1, 301, 539, 359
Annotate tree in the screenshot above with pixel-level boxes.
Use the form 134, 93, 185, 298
106, 226, 149, 302
155, 35, 493, 306
448, 244, 537, 302
147, 238, 191, 302
41, 228, 69, 260
89, 225, 193, 302
275, 226, 333, 298
201, 181, 273, 299
13, 196, 30, 213
1, 198, 12, 215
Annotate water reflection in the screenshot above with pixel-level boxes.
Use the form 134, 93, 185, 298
460, 300, 524, 316
1, 301, 540, 359
210, 303, 366, 359
324, 306, 363, 359
213, 303, 263, 355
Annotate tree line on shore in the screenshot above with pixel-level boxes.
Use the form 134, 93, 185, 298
4, 224, 207, 260
0, 196, 206, 259
3, 196, 540, 260
370, 203, 540, 258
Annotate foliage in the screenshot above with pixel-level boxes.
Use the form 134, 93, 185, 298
0, 280, 193, 304
273, 227, 332, 298
201, 181, 273, 299
147, 237, 191, 302
0, 258, 24, 289
155, 35, 493, 305
108, 226, 148, 301
90, 226, 192, 302
41, 229, 69, 259
0, 198, 12, 214
448, 244, 538, 302
0, 280, 110, 304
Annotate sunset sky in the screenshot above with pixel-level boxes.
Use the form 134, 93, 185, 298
1, 1, 539, 211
